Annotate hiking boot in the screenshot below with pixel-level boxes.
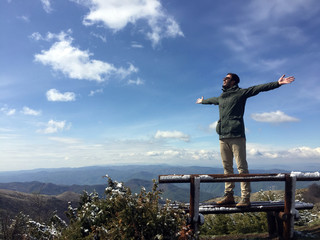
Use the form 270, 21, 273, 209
216, 194, 235, 205
236, 198, 251, 207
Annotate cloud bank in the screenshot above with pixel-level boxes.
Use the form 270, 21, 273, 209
247, 144, 320, 162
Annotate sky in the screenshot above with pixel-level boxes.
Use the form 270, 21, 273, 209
1, 0, 320, 172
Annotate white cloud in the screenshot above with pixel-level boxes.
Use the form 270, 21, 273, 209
21, 107, 41, 116
247, 146, 279, 159
1, 106, 16, 116
34, 31, 138, 82
0, 128, 16, 141
131, 42, 144, 48
17, 15, 30, 22
38, 120, 70, 134
127, 78, 144, 86
154, 130, 190, 142
248, 0, 320, 22
46, 89, 76, 102
287, 146, 320, 158
90, 32, 107, 42
247, 144, 320, 165
251, 110, 299, 123
146, 150, 173, 157
49, 137, 81, 144
0, 128, 13, 132
223, 27, 288, 70
74, 0, 183, 46
6, 109, 15, 116
117, 63, 139, 79
30, 32, 43, 41
209, 121, 218, 130
41, 0, 52, 13
146, 148, 219, 163
89, 88, 103, 96
221, 0, 319, 70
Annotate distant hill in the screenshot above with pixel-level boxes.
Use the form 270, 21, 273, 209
0, 189, 79, 222
0, 181, 107, 196
0, 165, 221, 185
0, 165, 316, 201
0, 164, 288, 185
0, 179, 213, 203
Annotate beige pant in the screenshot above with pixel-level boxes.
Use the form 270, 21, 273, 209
220, 137, 251, 199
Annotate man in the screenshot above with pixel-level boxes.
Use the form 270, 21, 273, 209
196, 73, 294, 207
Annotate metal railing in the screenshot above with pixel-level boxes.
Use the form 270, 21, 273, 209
159, 172, 320, 240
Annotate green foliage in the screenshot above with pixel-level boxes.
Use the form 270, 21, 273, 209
200, 212, 268, 236
6, 212, 30, 240
200, 188, 320, 237
256, 189, 283, 202
199, 190, 276, 236
200, 214, 232, 235
0, 211, 64, 240
231, 212, 268, 234
59, 177, 190, 240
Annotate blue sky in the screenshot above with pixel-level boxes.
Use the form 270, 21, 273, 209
1, 0, 320, 171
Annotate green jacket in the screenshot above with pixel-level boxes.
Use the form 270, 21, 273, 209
202, 81, 281, 139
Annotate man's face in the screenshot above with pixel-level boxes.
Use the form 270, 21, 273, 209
222, 74, 234, 88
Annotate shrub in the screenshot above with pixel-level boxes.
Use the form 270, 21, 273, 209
59, 177, 191, 240
200, 212, 268, 236
0, 211, 64, 240
200, 214, 232, 235
200, 188, 320, 237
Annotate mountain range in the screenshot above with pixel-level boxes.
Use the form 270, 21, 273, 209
0, 164, 319, 223
0, 164, 316, 201
0, 164, 290, 184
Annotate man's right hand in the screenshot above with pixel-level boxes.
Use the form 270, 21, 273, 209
278, 75, 295, 85
196, 96, 204, 104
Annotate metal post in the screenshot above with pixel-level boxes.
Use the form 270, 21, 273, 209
267, 212, 277, 238
283, 174, 296, 239
190, 176, 200, 238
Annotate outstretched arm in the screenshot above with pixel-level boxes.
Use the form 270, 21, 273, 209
278, 75, 295, 85
196, 96, 204, 104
